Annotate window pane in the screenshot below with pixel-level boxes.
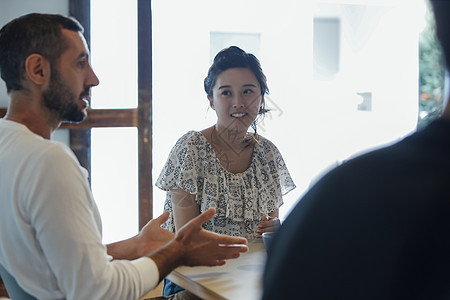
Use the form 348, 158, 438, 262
313, 18, 340, 80
91, 128, 138, 244
90, 0, 137, 108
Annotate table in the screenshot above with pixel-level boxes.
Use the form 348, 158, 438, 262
167, 240, 266, 300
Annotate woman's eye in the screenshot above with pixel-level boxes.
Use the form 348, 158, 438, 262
243, 89, 254, 95
78, 60, 87, 68
221, 90, 231, 96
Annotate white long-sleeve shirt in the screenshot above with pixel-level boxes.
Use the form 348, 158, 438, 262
0, 119, 158, 299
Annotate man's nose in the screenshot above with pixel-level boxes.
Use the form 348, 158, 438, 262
87, 64, 100, 87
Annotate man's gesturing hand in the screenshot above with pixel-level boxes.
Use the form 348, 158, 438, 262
175, 207, 248, 266
150, 208, 248, 281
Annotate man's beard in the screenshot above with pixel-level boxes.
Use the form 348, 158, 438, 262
42, 67, 87, 123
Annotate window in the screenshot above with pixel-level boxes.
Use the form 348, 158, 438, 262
67, 0, 152, 243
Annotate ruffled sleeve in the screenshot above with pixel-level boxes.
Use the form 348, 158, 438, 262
252, 137, 296, 216
155, 131, 202, 194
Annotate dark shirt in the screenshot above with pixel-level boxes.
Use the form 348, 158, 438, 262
263, 119, 450, 299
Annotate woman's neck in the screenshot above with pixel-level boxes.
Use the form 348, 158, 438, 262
202, 125, 255, 174
213, 125, 254, 150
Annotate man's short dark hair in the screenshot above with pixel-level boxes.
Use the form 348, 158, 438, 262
0, 13, 84, 93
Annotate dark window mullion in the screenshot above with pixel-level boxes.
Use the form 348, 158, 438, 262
69, 0, 92, 177
138, 0, 153, 228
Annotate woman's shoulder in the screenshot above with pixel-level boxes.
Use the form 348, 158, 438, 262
255, 134, 274, 145
254, 134, 281, 154
173, 130, 206, 148
177, 130, 202, 141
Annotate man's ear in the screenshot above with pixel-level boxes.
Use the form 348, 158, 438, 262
24, 54, 50, 86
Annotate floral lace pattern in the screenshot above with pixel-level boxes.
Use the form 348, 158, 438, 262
156, 131, 296, 239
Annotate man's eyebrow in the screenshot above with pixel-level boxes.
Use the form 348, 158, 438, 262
77, 52, 89, 60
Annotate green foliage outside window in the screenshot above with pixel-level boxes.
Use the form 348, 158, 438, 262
418, 0, 445, 130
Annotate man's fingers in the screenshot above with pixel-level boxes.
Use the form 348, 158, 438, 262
209, 260, 227, 266
188, 207, 216, 227
202, 249, 244, 266
218, 244, 248, 256
213, 246, 246, 261
217, 235, 248, 246
219, 250, 244, 259
218, 243, 248, 249
155, 211, 170, 225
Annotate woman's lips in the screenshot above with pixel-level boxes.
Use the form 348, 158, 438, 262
231, 112, 248, 118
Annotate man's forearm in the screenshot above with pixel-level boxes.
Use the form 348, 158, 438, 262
148, 240, 183, 281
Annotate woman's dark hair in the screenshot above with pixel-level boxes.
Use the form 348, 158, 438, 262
0, 13, 83, 93
204, 46, 269, 132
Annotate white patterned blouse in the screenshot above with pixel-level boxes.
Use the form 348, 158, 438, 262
156, 130, 296, 239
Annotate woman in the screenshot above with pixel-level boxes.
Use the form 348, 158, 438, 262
156, 46, 295, 297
